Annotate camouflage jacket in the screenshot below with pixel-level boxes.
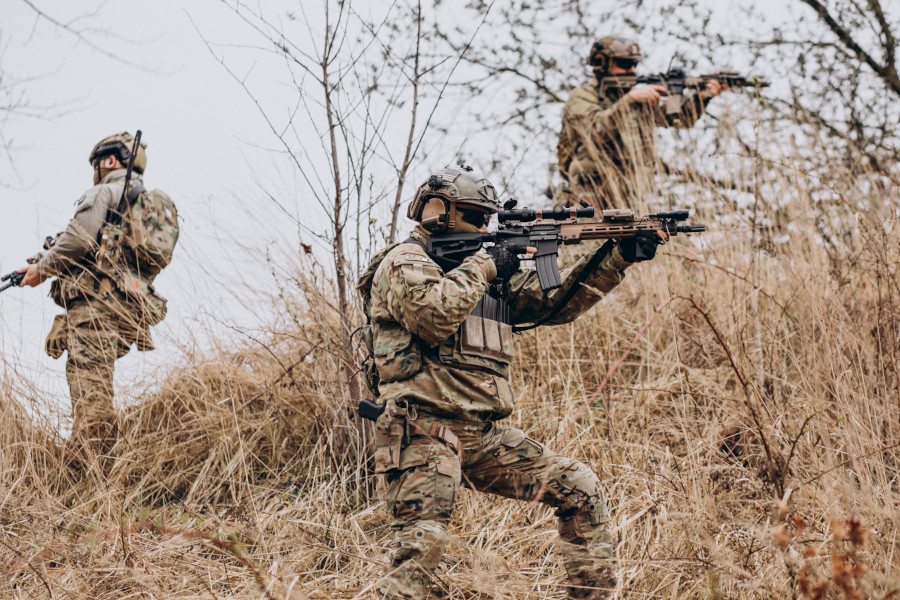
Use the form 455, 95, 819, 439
557, 79, 708, 199
362, 227, 632, 421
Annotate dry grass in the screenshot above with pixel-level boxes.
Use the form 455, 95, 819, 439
3, 136, 900, 599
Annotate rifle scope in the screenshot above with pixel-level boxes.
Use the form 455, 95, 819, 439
499, 204, 594, 223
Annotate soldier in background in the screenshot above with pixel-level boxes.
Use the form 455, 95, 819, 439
557, 35, 724, 209
16, 132, 177, 455
358, 167, 666, 599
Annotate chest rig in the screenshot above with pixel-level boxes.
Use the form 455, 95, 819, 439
435, 290, 516, 378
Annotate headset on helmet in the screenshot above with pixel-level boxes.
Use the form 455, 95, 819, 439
588, 35, 643, 75
407, 167, 500, 233
89, 132, 147, 174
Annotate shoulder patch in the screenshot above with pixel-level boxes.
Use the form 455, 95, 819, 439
397, 253, 431, 263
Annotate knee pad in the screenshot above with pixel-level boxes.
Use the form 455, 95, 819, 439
393, 520, 447, 571
553, 461, 609, 546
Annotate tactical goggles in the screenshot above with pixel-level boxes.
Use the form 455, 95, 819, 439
460, 208, 491, 228
612, 57, 640, 70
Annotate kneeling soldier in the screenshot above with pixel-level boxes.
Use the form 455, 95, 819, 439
358, 167, 664, 599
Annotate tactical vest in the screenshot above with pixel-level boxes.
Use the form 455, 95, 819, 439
51, 187, 178, 328
358, 242, 516, 396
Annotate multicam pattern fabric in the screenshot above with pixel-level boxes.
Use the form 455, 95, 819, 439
364, 227, 632, 423
557, 79, 708, 209
378, 416, 615, 600
361, 226, 633, 599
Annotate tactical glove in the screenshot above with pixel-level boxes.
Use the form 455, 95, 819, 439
618, 230, 663, 263
486, 245, 521, 281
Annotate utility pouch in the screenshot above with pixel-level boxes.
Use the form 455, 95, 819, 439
49, 274, 92, 307
372, 399, 407, 473
115, 271, 167, 327
44, 314, 68, 359
373, 325, 421, 384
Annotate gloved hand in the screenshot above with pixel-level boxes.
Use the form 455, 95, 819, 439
486, 245, 521, 280
618, 230, 665, 263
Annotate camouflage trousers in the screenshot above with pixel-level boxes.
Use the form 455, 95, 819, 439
378, 414, 615, 600
59, 300, 137, 450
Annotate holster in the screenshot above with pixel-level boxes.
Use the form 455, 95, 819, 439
372, 399, 407, 473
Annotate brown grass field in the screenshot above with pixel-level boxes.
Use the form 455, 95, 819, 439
2, 144, 900, 599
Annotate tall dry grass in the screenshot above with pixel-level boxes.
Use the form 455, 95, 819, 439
2, 121, 900, 598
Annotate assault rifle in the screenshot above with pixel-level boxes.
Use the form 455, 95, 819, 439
0, 271, 25, 293
0, 235, 58, 293
599, 68, 770, 115
427, 202, 706, 291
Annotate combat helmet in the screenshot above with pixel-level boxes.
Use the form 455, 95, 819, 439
408, 167, 499, 233
588, 35, 643, 75
89, 131, 147, 173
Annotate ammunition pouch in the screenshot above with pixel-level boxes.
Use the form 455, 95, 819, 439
435, 295, 515, 377
44, 314, 68, 359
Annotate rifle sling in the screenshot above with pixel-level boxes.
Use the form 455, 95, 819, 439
512, 239, 615, 333
105, 184, 146, 228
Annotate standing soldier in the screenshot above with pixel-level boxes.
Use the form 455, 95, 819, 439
15, 132, 178, 455
557, 35, 724, 209
358, 167, 666, 599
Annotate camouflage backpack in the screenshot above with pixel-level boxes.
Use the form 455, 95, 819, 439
120, 188, 179, 278
91, 187, 179, 327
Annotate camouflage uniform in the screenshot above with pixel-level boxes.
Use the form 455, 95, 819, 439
37, 168, 163, 446
360, 225, 634, 599
557, 79, 710, 210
